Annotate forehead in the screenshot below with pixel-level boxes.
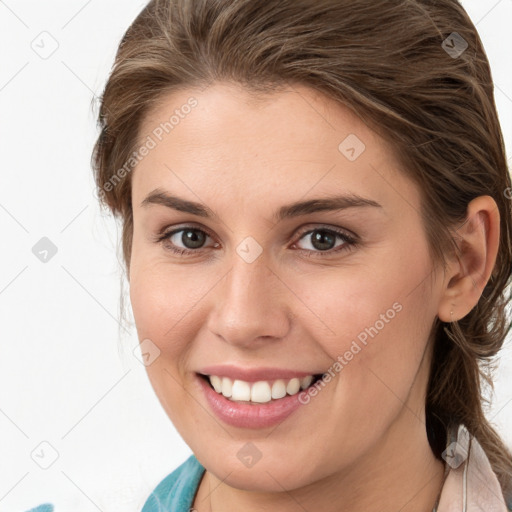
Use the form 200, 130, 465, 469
138, 81, 372, 149
132, 82, 419, 213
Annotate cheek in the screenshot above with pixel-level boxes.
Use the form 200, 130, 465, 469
292, 262, 430, 356
293, 241, 435, 396
288, 263, 434, 461
129, 262, 203, 431
129, 258, 218, 361
130, 250, 187, 333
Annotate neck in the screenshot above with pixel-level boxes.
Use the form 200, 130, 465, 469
194, 416, 446, 512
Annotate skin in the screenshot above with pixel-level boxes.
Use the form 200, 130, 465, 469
128, 82, 500, 512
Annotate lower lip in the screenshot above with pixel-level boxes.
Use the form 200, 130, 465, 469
197, 375, 307, 429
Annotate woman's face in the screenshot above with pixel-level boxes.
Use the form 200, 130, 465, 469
129, 82, 447, 491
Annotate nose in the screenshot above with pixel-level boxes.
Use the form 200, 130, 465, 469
206, 252, 292, 349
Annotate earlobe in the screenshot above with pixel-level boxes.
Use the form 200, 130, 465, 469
437, 195, 500, 323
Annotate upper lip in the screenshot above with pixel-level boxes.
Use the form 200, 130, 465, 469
197, 364, 322, 382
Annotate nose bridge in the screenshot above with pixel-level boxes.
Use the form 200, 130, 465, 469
208, 248, 291, 347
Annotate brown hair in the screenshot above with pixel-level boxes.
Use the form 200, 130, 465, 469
91, 0, 512, 500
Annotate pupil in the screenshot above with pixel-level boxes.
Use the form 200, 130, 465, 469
182, 229, 205, 249
311, 230, 335, 251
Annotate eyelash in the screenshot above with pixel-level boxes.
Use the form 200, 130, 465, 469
155, 224, 358, 259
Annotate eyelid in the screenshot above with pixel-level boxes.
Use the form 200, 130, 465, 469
293, 223, 358, 241
156, 222, 216, 241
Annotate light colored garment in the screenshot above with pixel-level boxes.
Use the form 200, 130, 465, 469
438, 424, 510, 511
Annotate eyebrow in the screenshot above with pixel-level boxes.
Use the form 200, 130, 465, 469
140, 188, 382, 222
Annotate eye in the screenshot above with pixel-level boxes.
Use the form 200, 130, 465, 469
292, 226, 357, 257
156, 226, 218, 255
155, 224, 357, 258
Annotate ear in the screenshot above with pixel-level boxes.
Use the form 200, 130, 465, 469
438, 195, 500, 323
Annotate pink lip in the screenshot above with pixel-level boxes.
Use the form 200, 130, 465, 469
197, 364, 320, 382
196, 374, 307, 428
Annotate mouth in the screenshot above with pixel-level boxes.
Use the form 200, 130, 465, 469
197, 372, 324, 404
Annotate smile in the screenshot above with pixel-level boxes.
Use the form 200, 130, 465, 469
203, 374, 322, 403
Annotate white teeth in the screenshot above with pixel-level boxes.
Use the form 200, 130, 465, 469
221, 377, 232, 398
232, 380, 251, 401
286, 378, 300, 395
271, 379, 287, 399
207, 374, 316, 403
300, 375, 313, 390
210, 375, 222, 393
251, 381, 272, 403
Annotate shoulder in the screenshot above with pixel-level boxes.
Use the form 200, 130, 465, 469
141, 454, 206, 512
439, 424, 512, 511
22, 457, 204, 512
23, 505, 54, 512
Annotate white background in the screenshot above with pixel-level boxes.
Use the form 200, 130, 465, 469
1, 1, 511, 511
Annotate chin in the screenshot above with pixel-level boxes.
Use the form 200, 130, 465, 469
201, 451, 320, 493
